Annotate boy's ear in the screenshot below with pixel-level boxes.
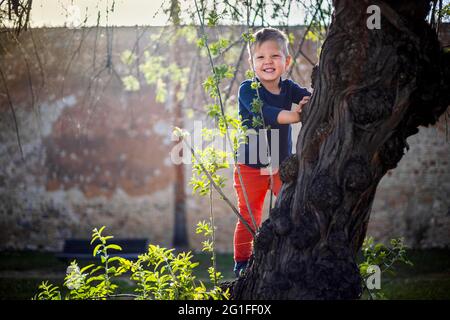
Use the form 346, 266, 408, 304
285, 55, 292, 68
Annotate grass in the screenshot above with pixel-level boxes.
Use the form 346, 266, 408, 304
0, 249, 449, 300
359, 248, 450, 300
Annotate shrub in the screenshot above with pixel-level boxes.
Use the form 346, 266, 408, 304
33, 226, 229, 300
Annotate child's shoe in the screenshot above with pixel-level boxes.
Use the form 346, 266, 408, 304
233, 260, 248, 278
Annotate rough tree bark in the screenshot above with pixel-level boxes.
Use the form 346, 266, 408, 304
229, 0, 449, 299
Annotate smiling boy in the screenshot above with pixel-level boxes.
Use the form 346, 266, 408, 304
233, 27, 311, 277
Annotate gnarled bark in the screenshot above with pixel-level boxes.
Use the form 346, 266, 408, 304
231, 0, 450, 299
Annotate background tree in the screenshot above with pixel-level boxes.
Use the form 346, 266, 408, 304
169, 0, 189, 250
0, 0, 32, 34
230, 0, 449, 299
0, 0, 33, 159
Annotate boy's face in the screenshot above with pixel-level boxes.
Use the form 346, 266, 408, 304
251, 40, 291, 85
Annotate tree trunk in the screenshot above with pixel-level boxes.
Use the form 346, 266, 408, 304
231, 0, 449, 299
172, 26, 189, 249
172, 90, 189, 249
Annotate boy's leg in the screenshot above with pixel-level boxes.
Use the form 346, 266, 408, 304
261, 166, 283, 197
233, 164, 268, 263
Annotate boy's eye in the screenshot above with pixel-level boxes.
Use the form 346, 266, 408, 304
256, 56, 264, 59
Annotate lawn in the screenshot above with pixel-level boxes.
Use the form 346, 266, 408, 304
0, 249, 449, 300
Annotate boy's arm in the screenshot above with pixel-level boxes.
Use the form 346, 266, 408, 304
276, 80, 311, 124
277, 95, 310, 124
239, 81, 310, 126
277, 110, 301, 124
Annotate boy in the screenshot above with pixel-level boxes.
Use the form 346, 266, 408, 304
233, 27, 311, 277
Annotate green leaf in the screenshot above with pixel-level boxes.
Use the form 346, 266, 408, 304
250, 97, 263, 113
245, 69, 255, 79
242, 31, 255, 43
80, 264, 95, 273
93, 244, 103, 257
288, 32, 295, 44
207, 11, 219, 26
250, 81, 261, 90
197, 35, 207, 48
98, 226, 106, 235
90, 266, 103, 274
86, 275, 104, 285
120, 50, 136, 65
107, 267, 117, 274
305, 30, 319, 42
107, 256, 122, 264
122, 75, 140, 91
106, 244, 122, 251
90, 235, 100, 245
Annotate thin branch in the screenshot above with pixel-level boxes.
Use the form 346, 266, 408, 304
0, 66, 24, 160
183, 137, 256, 238
437, 0, 443, 34
89, 293, 141, 300
209, 189, 218, 287
61, 27, 91, 98
245, 2, 277, 210
194, 0, 258, 233
288, 0, 323, 77
224, 41, 246, 102
212, 38, 243, 64
1, 24, 36, 114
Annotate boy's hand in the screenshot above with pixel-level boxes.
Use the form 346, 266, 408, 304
293, 96, 310, 113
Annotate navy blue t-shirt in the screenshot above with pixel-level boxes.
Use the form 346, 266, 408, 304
236, 78, 311, 169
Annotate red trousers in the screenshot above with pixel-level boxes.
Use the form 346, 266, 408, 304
233, 164, 282, 262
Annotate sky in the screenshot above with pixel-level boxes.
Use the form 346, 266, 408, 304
29, 0, 309, 27
30, 0, 170, 27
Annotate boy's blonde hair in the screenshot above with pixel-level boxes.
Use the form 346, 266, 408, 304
248, 27, 290, 58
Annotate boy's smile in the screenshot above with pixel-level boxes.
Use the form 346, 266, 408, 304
251, 40, 291, 93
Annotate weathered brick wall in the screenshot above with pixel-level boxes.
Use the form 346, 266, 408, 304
368, 118, 449, 248
0, 26, 448, 252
